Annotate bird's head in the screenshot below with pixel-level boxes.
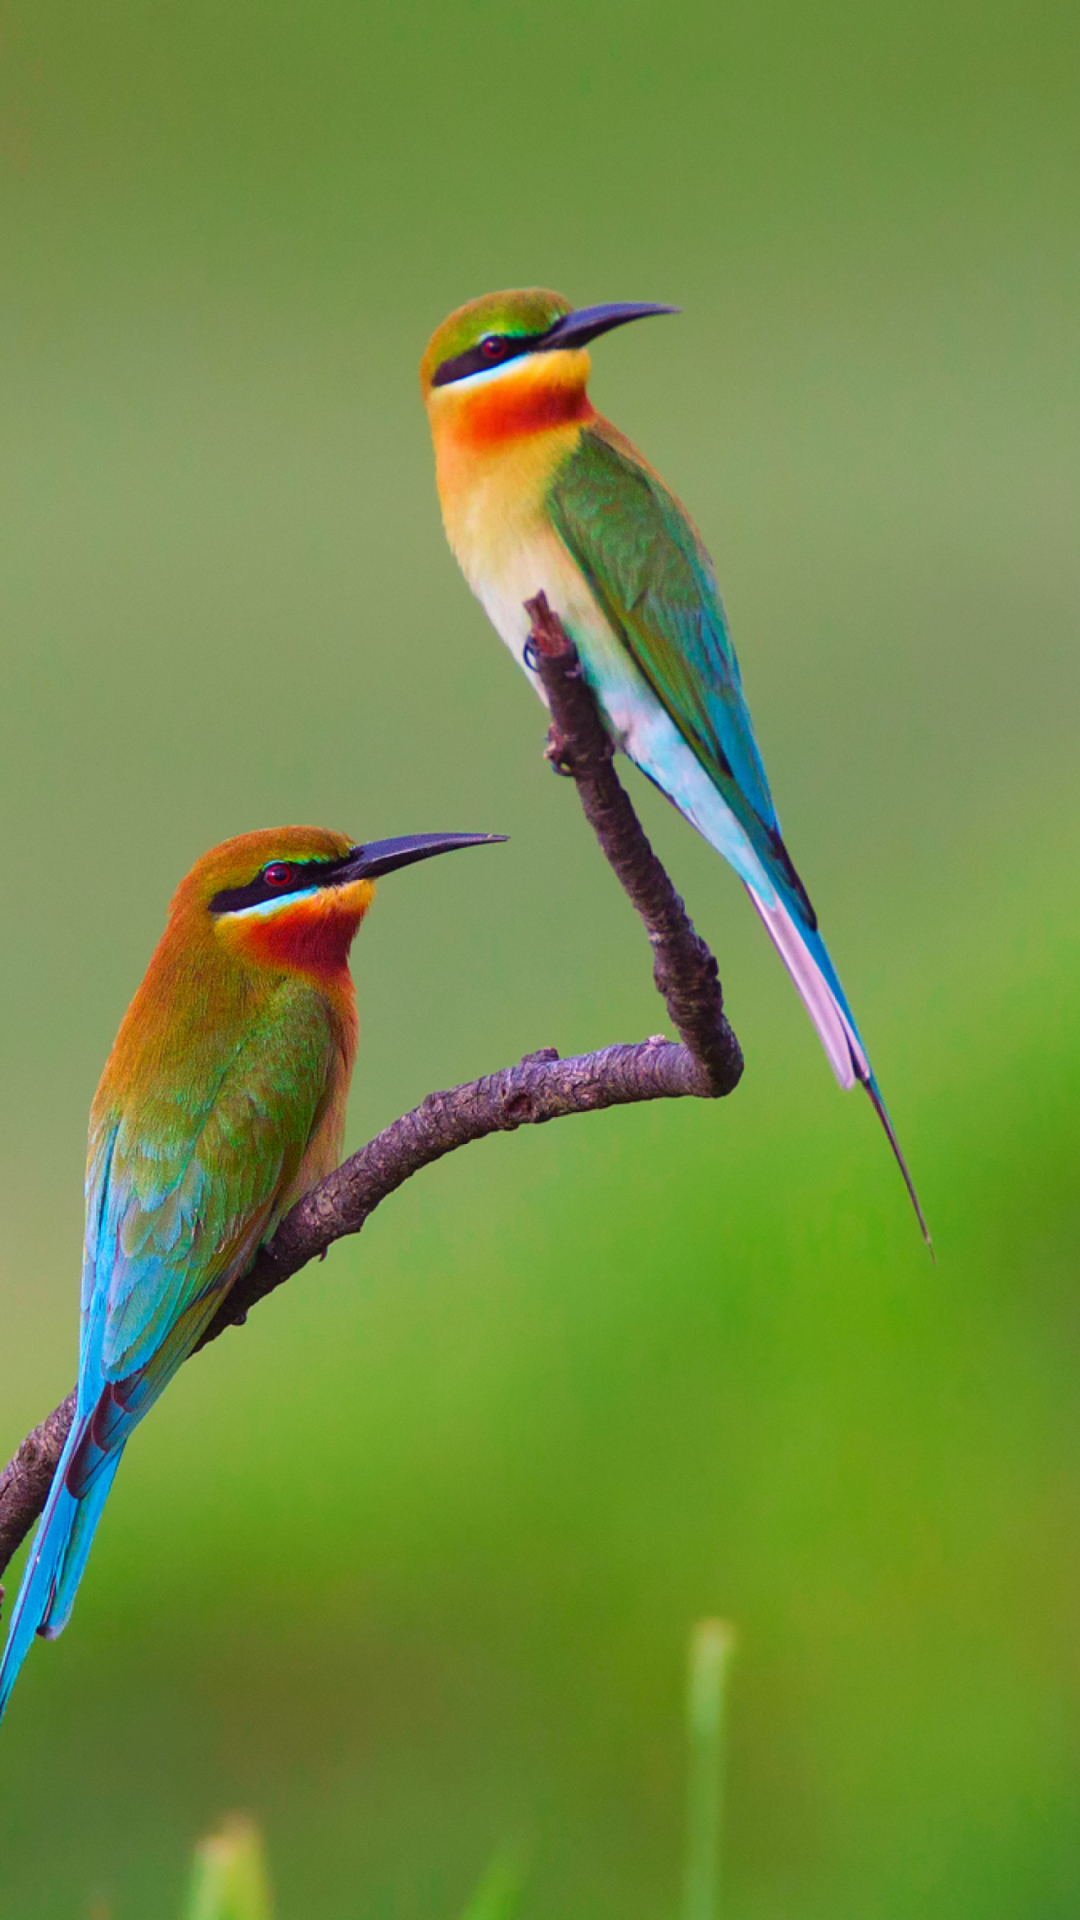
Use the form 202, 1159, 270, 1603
421, 289, 677, 445
173, 825, 504, 983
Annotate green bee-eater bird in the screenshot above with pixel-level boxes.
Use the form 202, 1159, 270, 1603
421, 288, 927, 1238
0, 823, 503, 1721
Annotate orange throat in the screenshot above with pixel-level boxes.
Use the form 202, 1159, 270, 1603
221, 880, 374, 987
428, 347, 594, 456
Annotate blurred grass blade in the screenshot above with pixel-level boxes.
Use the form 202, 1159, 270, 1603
185, 1814, 274, 1920
682, 1619, 736, 1920
460, 1845, 526, 1920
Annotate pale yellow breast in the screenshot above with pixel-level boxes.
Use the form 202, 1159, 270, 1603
432, 420, 621, 688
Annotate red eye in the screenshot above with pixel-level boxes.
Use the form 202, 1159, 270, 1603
480, 335, 505, 359
262, 861, 293, 889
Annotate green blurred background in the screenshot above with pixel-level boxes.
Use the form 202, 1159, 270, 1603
1, 0, 1078, 1912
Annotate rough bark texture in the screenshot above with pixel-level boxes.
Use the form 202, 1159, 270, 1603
0, 1394, 77, 1587
526, 592, 742, 1097
0, 599, 742, 1592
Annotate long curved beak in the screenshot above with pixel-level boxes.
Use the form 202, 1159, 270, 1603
340, 832, 507, 881
538, 302, 679, 352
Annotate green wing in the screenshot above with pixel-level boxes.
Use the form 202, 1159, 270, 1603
86, 984, 340, 1430
548, 424, 814, 921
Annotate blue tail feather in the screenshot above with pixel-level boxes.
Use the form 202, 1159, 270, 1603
0, 1429, 81, 1719
746, 882, 931, 1247
623, 710, 930, 1241
41, 1450, 122, 1639
0, 1404, 121, 1721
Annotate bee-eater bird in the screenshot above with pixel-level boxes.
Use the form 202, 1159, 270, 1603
421, 288, 927, 1239
0, 823, 503, 1721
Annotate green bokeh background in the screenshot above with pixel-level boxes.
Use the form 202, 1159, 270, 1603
1, 1, 1078, 1913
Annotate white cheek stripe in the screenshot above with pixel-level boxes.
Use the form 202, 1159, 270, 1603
221, 887, 321, 922
438, 357, 535, 394
435, 347, 582, 396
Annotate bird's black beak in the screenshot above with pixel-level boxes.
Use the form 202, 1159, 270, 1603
538, 302, 679, 352
339, 832, 507, 882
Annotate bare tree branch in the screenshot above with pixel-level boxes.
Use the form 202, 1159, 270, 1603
525, 592, 742, 1096
0, 1395, 78, 1586
0, 601, 742, 1592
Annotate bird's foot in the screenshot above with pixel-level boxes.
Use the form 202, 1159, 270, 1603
544, 725, 577, 776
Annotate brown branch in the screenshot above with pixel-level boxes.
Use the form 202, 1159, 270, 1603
0, 1395, 78, 1584
0, 598, 742, 1593
525, 593, 742, 1096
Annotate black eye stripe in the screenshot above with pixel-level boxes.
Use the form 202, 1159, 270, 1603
210, 856, 352, 916
431, 329, 549, 388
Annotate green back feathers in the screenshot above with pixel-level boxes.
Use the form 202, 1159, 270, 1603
87, 977, 340, 1394
547, 424, 815, 925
